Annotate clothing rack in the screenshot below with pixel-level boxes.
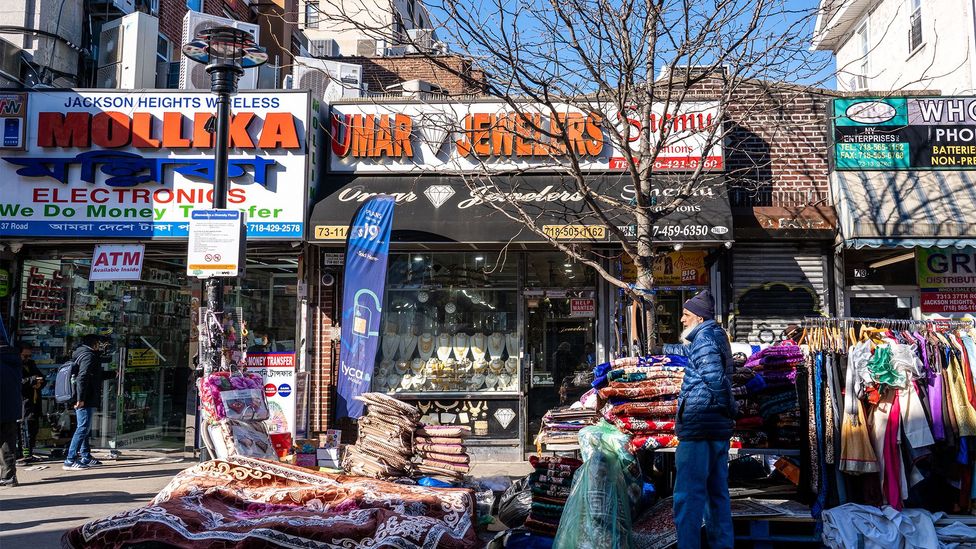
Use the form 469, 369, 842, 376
802, 316, 973, 329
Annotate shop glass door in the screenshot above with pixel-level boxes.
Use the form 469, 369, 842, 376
525, 295, 595, 445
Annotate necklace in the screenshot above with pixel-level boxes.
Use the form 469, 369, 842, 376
470, 333, 487, 361
399, 334, 418, 361
381, 333, 400, 360
488, 332, 505, 359
418, 333, 434, 359
436, 333, 453, 361
506, 332, 519, 358
453, 333, 470, 360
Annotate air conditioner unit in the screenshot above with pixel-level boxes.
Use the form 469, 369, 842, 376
97, 12, 158, 89
309, 39, 339, 57
405, 28, 435, 53
179, 12, 260, 90
0, 38, 22, 83
291, 56, 362, 101
356, 39, 378, 57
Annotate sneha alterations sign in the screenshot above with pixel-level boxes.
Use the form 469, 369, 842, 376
0, 90, 315, 239
834, 96, 976, 170
328, 101, 724, 173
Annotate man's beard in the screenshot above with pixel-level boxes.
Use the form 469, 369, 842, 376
680, 325, 695, 343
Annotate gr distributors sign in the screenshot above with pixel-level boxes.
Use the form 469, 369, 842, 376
834, 96, 976, 170
0, 90, 314, 238
917, 247, 976, 314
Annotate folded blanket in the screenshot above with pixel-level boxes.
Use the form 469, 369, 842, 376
415, 436, 466, 446
529, 455, 582, 469
531, 484, 571, 498
416, 451, 470, 464
735, 416, 764, 430
524, 516, 559, 536
421, 459, 470, 474
355, 393, 421, 420
613, 417, 676, 433
607, 401, 679, 419
416, 425, 471, 438
415, 443, 466, 455
414, 464, 464, 480
607, 366, 685, 383
530, 472, 574, 487
533, 465, 576, 479
628, 434, 679, 452
599, 383, 681, 400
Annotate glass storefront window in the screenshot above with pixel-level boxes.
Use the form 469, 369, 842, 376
18, 257, 192, 450
226, 259, 299, 354
371, 252, 520, 394
525, 252, 596, 288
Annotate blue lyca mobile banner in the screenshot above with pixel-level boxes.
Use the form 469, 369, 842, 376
336, 195, 395, 419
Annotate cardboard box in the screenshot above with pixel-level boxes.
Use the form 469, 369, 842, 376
319, 430, 341, 449
295, 453, 317, 467
316, 447, 340, 461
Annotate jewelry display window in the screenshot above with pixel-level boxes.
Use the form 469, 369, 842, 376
371, 252, 521, 395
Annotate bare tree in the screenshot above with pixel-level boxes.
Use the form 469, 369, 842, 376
312, 0, 831, 348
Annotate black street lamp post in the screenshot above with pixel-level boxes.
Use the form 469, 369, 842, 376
182, 27, 267, 377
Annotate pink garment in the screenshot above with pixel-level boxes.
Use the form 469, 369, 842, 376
883, 391, 903, 511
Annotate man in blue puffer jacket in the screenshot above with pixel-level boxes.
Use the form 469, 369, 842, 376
661, 290, 735, 549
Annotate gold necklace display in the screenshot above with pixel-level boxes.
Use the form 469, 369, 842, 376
418, 333, 435, 359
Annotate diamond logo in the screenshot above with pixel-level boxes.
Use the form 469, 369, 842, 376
424, 185, 455, 208
418, 112, 456, 152
493, 407, 516, 430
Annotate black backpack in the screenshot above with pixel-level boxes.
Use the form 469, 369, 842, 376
54, 359, 78, 404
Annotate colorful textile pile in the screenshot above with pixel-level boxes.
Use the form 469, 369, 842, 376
593, 355, 686, 452
524, 455, 583, 537
536, 404, 597, 449
413, 424, 471, 484
343, 393, 420, 479
734, 342, 803, 448
63, 456, 479, 548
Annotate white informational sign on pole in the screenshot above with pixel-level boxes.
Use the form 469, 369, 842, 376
89, 244, 145, 281
187, 209, 244, 278
246, 353, 298, 439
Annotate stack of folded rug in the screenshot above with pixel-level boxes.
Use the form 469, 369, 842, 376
412, 424, 471, 484
536, 405, 597, 450
593, 355, 687, 452
343, 393, 420, 479
742, 342, 804, 448
523, 455, 583, 537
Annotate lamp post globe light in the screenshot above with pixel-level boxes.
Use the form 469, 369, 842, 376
181, 27, 267, 377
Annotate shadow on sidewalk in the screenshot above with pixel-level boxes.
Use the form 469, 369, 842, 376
1, 490, 160, 514
0, 515, 88, 532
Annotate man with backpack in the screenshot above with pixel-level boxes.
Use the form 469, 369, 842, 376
63, 334, 108, 471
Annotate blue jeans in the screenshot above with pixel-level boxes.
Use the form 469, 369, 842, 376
65, 407, 95, 464
673, 439, 733, 549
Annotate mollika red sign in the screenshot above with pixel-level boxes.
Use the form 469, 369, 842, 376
89, 244, 145, 281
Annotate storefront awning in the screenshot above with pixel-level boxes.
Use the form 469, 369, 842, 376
309, 174, 733, 245
831, 171, 976, 249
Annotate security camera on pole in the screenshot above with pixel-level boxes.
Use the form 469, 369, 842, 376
182, 27, 268, 378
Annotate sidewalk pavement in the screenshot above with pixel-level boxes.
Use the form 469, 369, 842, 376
0, 452, 534, 549
0, 450, 190, 549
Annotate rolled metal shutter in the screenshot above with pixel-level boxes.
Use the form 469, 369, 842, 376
731, 243, 828, 344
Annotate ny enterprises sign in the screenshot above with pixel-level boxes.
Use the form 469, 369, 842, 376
834, 96, 976, 170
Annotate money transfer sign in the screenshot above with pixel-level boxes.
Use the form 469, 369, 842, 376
834, 96, 976, 170
0, 90, 313, 238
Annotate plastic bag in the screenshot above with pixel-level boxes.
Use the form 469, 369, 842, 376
498, 474, 533, 528
553, 421, 639, 549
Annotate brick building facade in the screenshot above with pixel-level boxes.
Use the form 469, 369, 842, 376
303, 78, 838, 436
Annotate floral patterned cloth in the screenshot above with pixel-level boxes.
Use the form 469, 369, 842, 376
62, 456, 478, 549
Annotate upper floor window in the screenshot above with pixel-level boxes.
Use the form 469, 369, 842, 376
305, 1, 319, 29
855, 21, 869, 90
908, 0, 923, 52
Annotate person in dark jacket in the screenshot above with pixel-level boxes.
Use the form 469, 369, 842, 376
63, 334, 107, 470
660, 290, 735, 549
19, 344, 45, 462
1, 342, 23, 486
